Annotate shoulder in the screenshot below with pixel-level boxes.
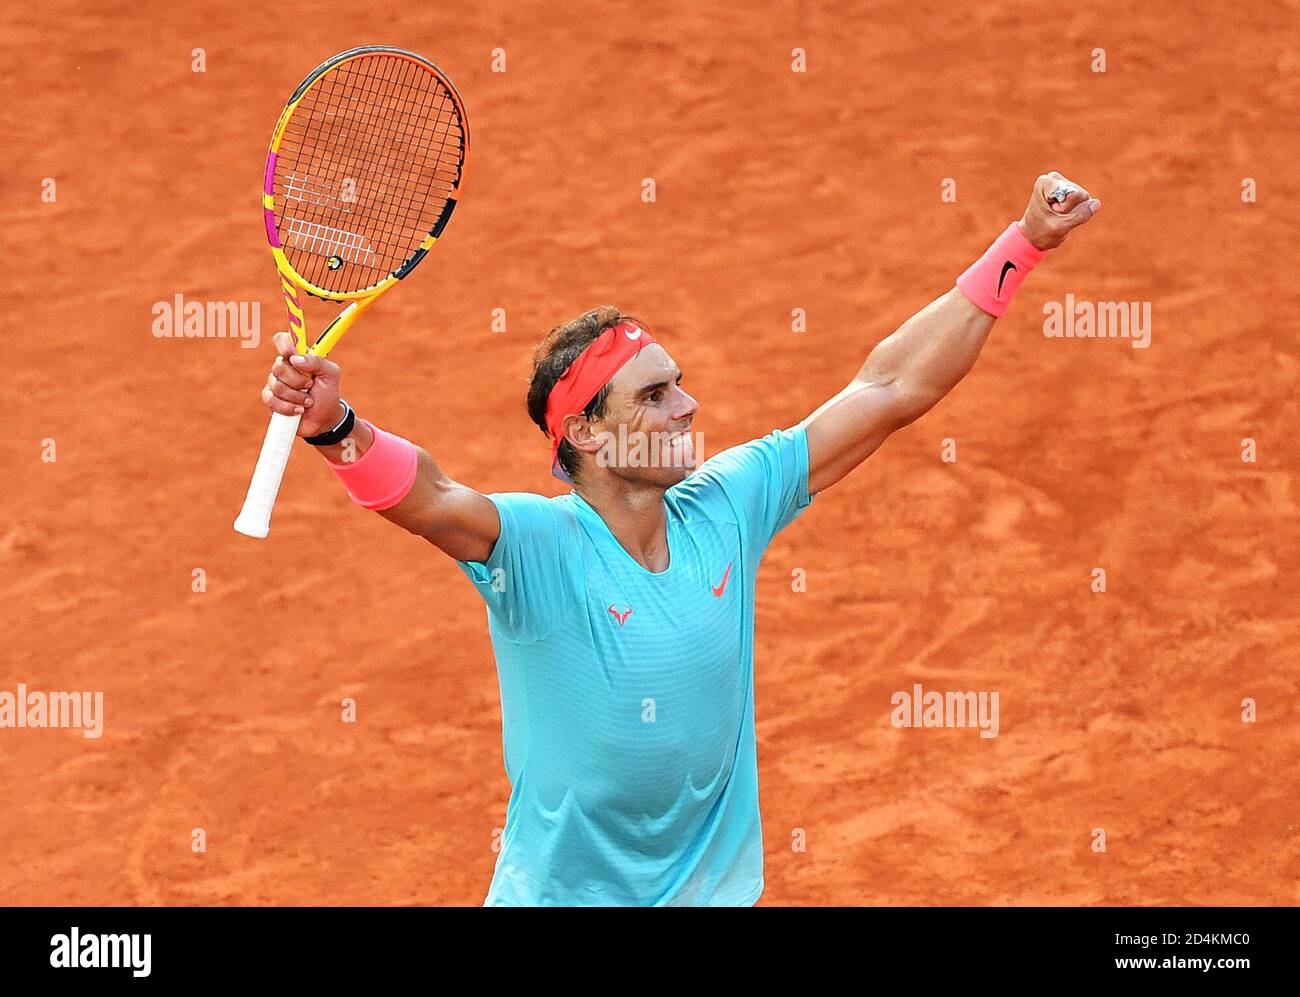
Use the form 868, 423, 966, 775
698, 426, 809, 479
667, 426, 814, 551
669, 427, 809, 506
486, 491, 584, 529
461, 491, 587, 572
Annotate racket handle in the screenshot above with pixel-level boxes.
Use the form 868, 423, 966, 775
233, 411, 303, 538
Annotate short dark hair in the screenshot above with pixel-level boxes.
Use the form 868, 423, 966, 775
526, 305, 651, 480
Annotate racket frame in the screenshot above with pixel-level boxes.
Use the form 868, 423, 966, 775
234, 46, 467, 538
264, 45, 467, 358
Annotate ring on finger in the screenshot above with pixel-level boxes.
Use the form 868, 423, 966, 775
1047, 184, 1078, 204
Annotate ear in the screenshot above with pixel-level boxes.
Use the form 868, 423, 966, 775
562, 412, 610, 458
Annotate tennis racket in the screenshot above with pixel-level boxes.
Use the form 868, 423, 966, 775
234, 45, 468, 538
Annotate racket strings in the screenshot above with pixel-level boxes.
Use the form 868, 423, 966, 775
274, 53, 465, 293
286, 59, 455, 275
330, 61, 459, 258
312, 60, 455, 214
293, 59, 457, 234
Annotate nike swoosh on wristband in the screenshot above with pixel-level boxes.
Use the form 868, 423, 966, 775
711, 563, 733, 598
997, 260, 1017, 297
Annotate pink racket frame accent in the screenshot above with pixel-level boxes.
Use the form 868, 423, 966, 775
263, 153, 280, 247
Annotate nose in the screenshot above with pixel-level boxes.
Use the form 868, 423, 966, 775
672, 386, 699, 425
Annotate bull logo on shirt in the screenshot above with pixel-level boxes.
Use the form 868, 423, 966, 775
607, 604, 633, 626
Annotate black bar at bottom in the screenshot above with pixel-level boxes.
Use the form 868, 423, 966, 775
0, 905, 1288, 983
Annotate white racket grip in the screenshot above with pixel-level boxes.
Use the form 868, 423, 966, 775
233, 411, 303, 538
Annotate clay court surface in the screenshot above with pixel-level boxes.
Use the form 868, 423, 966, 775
4, 0, 1297, 904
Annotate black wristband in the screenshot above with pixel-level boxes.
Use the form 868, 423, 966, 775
305, 400, 356, 447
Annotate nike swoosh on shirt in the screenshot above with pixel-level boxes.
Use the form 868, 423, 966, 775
711, 563, 733, 598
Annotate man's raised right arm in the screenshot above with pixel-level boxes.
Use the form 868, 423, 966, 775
261, 331, 500, 562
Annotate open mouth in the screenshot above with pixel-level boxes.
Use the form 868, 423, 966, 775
664, 431, 697, 468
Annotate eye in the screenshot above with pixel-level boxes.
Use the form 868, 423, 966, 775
648, 389, 665, 403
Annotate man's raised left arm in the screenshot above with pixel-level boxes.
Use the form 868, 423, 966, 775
802, 171, 1101, 495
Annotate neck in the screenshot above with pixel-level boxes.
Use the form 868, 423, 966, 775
574, 474, 670, 572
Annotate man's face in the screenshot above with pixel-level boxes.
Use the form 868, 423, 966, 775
583, 343, 699, 486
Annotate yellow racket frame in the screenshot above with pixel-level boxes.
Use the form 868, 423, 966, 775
262, 45, 468, 359
235, 47, 467, 539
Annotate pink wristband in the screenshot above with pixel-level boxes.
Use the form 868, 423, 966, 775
326, 419, 419, 510
955, 222, 1048, 317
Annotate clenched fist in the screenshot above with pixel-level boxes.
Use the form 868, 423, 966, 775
1018, 171, 1101, 251
261, 331, 345, 437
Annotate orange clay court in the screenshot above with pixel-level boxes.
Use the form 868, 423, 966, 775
3, 0, 1297, 904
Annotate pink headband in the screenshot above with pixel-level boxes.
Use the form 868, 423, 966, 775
544, 320, 656, 481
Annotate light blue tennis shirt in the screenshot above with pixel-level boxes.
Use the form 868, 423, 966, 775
455, 426, 813, 906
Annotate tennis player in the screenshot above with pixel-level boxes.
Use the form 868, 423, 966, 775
260, 172, 1099, 906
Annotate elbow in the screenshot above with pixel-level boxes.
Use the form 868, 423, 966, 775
377, 451, 449, 537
